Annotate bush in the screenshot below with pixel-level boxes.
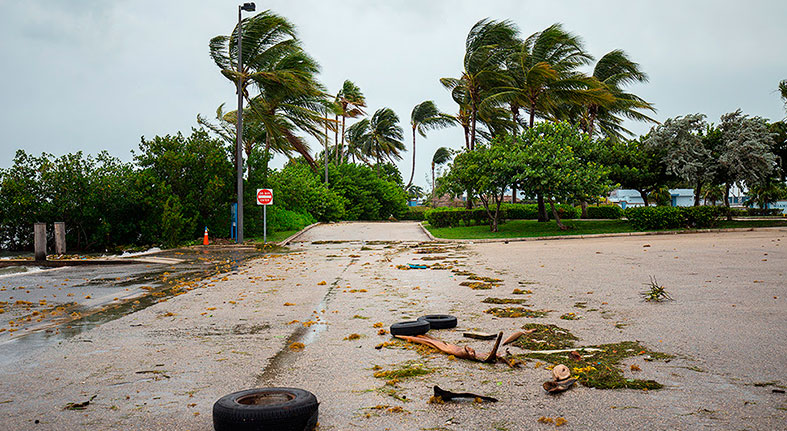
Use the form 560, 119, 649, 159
425, 207, 467, 228
625, 206, 723, 230
266, 207, 316, 232
682, 206, 723, 228
745, 208, 783, 216
400, 206, 429, 221
586, 205, 623, 219
554, 204, 580, 219
625, 206, 684, 230
501, 203, 540, 219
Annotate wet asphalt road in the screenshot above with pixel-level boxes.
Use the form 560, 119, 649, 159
0, 247, 262, 363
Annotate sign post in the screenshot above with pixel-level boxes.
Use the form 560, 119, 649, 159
256, 189, 273, 244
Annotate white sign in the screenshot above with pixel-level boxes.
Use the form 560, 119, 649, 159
256, 189, 273, 205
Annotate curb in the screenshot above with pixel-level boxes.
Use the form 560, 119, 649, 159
418, 221, 437, 241
426, 226, 787, 244
278, 222, 322, 246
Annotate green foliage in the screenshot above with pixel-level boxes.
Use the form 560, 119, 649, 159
424, 208, 471, 228
324, 163, 407, 221
400, 206, 429, 221
625, 206, 723, 230
625, 206, 684, 230
585, 205, 623, 219
500, 203, 540, 219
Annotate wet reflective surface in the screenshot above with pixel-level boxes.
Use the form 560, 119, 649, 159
0, 246, 268, 363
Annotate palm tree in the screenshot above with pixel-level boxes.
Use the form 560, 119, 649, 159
441, 18, 519, 150
357, 108, 406, 175
334, 80, 366, 164
345, 118, 371, 165
198, 103, 267, 179
485, 23, 611, 221
407, 101, 455, 188
210, 11, 325, 176
581, 50, 657, 139
431, 147, 452, 207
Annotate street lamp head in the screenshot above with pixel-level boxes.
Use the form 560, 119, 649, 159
240, 2, 256, 12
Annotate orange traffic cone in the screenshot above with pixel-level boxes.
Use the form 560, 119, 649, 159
203, 227, 209, 246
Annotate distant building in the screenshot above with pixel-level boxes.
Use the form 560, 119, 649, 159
609, 186, 751, 209
766, 200, 787, 215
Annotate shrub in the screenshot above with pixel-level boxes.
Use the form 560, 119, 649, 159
625, 206, 684, 230
745, 208, 783, 216
586, 205, 623, 219
501, 203, 540, 219
625, 206, 723, 230
400, 206, 429, 221
682, 206, 722, 228
555, 204, 580, 219
425, 207, 467, 228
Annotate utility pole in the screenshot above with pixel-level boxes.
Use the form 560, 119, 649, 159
235, 2, 256, 244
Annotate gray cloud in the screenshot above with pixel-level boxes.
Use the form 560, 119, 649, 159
1, 0, 785, 188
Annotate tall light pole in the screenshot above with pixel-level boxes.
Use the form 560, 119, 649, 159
236, 2, 255, 244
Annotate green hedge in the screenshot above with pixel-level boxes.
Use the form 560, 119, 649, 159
500, 203, 540, 219
400, 206, 429, 221
424, 207, 490, 227
625, 206, 723, 230
585, 205, 623, 219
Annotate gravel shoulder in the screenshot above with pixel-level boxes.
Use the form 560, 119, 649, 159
0, 223, 784, 430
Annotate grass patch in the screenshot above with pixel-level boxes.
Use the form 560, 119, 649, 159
425, 219, 787, 240
513, 323, 578, 350
484, 307, 546, 318
482, 297, 528, 305
521, 340, 672, 390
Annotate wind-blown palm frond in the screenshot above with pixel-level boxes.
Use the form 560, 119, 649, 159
335, 80, 366, 163
441, 18, 520, 149
406, 101, 456, 187
780, 79, 787, 115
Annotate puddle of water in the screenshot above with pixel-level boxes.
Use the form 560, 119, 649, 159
0, 246, 276, 364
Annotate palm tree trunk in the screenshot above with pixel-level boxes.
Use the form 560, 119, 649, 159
334, 114, 340, 164
470, 106, 478, 150
407, 127, 416, 188
324, 118, 329, 184
529, 104, 536, 128
431, 163, 436, 208
463, 124, 470, 149
341, 115, 346, 163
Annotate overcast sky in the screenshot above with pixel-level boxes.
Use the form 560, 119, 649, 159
1, 0, 785, 188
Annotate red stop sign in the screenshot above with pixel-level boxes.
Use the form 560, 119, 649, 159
256, 189, 273, 205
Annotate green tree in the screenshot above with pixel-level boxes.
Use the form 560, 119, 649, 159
485, 24, 611, 221
715, 110, 778, 219
407, 101, 455, 188
430, 147, 452, 207
513, 122, 611, 229
604, 138, 673, 207
645, 114, 715, 206
440, 143, 516, 231
779, 79, 787, 114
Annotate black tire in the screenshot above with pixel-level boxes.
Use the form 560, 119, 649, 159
213, 387, 318, 431
418, 314, 458, 329
390, 320, 430, 336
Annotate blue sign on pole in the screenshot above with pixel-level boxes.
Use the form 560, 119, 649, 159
231, 203, 238, 241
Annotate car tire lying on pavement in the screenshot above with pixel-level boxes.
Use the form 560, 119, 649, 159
390, 320, 431, 336
213, 387, 318, 431
418, 314, 458, 329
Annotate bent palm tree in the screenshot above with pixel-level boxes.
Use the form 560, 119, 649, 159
335, 80, 366, 164
209, 11, 324, 172
407, 101, 455, 188
431, 147, 452, 207
361, 108, 406, 175
441, 18, 519, 150
582, 50, 657, 139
